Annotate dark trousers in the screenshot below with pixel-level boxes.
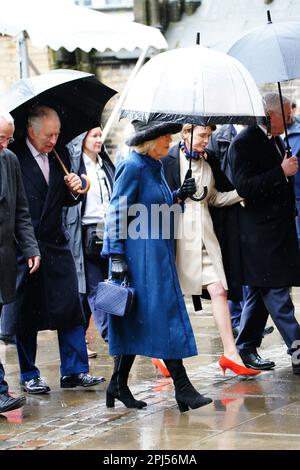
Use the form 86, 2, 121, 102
229, 286, 248, 328
237, 287, 300, 355
0, 362, 8, 394
16, 324, 89, 383
0, 304, 8, 395
80, 256, 108, 342
0, 302, 16, 336
296, 197, 300, 249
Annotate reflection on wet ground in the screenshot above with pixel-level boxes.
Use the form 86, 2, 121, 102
0, 291, 300, 449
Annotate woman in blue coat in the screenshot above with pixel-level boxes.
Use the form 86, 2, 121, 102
102, 121, 212, 412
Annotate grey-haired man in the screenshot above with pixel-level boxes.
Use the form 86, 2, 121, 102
0, 108, 40, 413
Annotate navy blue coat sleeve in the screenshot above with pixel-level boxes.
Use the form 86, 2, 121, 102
102, 158, 141, 257
229, 137, 287, 201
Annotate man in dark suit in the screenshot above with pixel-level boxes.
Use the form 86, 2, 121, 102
0, 108, 40, 413
2, 106, 105, 394
228, 92, 300, 373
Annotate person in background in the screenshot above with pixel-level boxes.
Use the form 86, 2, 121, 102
286, 98, 300, 248
65, 127, 114, 357
102, 120, 213, 412
289, 99, 300, 124
0, 108, 40, 413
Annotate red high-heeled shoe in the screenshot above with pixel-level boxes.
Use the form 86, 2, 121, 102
151, 358, 171, 377
219, 355, 261, 376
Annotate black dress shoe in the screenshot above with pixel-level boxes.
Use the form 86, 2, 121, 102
60, 373, 105, 388
292, 363, 300, 375
240, 352, 276, 370
22, 377, 51, 394
0, 393, 26, 413
0, 334, 16, 345
262, 325, 274, 337
232, 325, 274, 339
232, 327, 239, 339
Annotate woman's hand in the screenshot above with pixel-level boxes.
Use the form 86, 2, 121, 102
111, 254, 128, 280
176, 177, 197, 201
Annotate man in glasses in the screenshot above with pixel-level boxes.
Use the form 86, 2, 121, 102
0, 108, 41, 414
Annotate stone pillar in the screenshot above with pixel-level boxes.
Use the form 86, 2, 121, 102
184, 0, 201, 16
159, 0, 169, 31
148, 0, 162, 29
168, 0, 183, 22
133, 0, 148, 25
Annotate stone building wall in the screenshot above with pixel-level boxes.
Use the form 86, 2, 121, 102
0, 36, 50, 93
96, 61, 136, 160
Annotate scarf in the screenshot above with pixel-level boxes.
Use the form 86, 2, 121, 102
179, 141, 202, 160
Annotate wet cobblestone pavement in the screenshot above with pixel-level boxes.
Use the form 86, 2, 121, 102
1, 291, 300, 451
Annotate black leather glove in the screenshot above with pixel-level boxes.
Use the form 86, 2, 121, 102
111, 254, 128, 280
176, 177, 197, 201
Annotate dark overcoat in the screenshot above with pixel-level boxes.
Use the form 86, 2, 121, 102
228, 125, 300, 287
0, 149, 40, 305
102, 151, 198, 359
2, 142, 85, 333
162, 143, 243, 302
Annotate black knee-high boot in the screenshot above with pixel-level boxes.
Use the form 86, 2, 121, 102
163, 359, 212, 412
106, 355, 147, 409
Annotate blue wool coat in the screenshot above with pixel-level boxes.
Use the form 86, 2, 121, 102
102, 151, 198, 359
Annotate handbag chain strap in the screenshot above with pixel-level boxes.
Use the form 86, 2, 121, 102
108, 276, 129, 287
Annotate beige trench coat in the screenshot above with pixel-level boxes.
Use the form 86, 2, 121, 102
176, 151, 242, 295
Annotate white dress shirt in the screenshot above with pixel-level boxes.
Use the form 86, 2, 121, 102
26, 138, 49, 184
81, 153, 111, 232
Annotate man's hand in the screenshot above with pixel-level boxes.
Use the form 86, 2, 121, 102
64, 173, 82, 194
28, 256, 41, 274
281, 154, 298, 177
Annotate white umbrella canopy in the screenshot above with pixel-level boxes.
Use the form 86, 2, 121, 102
0, 0, 167, 52
120, 45, 265, 125
226, 16, 300, 84
226, 10, 300, 156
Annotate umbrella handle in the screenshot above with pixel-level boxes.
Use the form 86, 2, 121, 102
52, 148, 90, 194
184, 169, 208, 202
190, 186, 208, 202
77, 174, 91, 194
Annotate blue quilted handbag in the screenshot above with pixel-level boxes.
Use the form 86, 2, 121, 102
95, 276, 135, 317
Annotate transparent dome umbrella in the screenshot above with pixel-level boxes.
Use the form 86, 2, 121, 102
121, 44, 264, 200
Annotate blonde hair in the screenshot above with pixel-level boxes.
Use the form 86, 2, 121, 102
182, 123, 216, 136
132, 138, 157, 155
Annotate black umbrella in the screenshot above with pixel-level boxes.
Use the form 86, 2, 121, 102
0, 69, 117, 145
227, 10, 300, 156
